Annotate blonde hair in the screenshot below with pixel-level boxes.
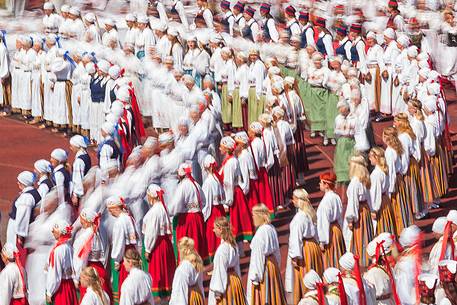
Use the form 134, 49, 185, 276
252, 203, 271, 225
178, 237, 196, 259
292, 188, 317, 224
349, 155, 371, 188
409, 99, 424, 121
184, 251, 204, 272
81, 267, 108, 305
214, 217, 236, 248
369, 147, 388, 174
382, 127, 404, 156
394, 113, 416, 141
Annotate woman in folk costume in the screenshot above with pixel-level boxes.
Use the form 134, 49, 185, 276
142, 184, 175, 299
323, 267, 351, 305
218, 136, 254, 243
286, 188, 323, 305
119, 249, 154, 305
79, 62, 95, 138
29, 37, 45, 125
428, 216, 454, 276
20, 37, 35, 119
169, 238, 205, 305
390, 35, 409, 117
202, 155, 226, 260
394, 113, 424, 220
249, 121, 275, 212
333, 100, 356, 183
34, 159, 54, 209
382, 127, 410, 235
169, 162, 208, 262
72, 209, 110, 299
316, 172, 345, 269
247, 49, 265, 125
344, 155, 375, 267
379, 28, 400, 122
208, 217, 247, 305
105, 195, 137, 304
182, 35, 201, 77
193, 35, 210, 88
220, 47, 236, 129
298, 270, 326, 305
79, 267, 110, 305
134, 15, 155, 60
348, 24, 366, 74
231, 52, 250, 130
82, 13, 101, 44
0, 243, 28, 305
90, 59, 110, 144
10, 38, 24, 115
50, 148, 71, 208
234, 132, 259, 212
369, 147, 397, 236
363, 32, 384, 117
364, 235, 400, 305
45, 220, 78, 305
394, 225, 423, 305
247, 204, 287, 305
314, 16, 335, 60
272, 106, 297, 196
339, 252, 377, 305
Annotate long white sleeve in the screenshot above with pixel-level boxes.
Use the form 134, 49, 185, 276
14, 192, 35, 238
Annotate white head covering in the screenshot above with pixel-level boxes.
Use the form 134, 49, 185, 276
397, 34, 410, 47
69, 6, 80, 16
137, 15, 149, 24
86, 62, 96, 74
34, 159, 52, 174
51, 148, 68, 162
433, 217, 448, 234
339, 252, 355, 271
109, 65, 121, 80
303, 270, 323, 290
418, 274, 439, 289
284, 76, 295, 86
259, 113, 273, 124
366, 31, 377, 40
249, 121, 263, 134
422, 95, 437, 113
447, 210, 457, 225
268, 66, 281, 75
17, 171, 36, 186
234, 131, 249, 144
53, 219, 72, 235
104, 18, 115, 26
111, 101, 124, 118
427, 82, 441, 96
407, 46, 418, 58
125, 13, 136, 22
116, 86, 131, 102
220, 136, 236, 150
70, 135, 87, 148
158, 132, 174, 145
177, 162, 192, 177
204, 155, 217, 169
399, 225, 421, 247
1, 243, 16, 259
97, 60, 110, 74
105, 195, 124, 208
147, 184, 163, 197
60, 4, 70, 12
383, 28, 396, 39
323, 267, 341, 284
84, 12, 96, 23
272, 106, 285, 118
43, 2, 54, 9
80, 208, 98, 222
101, 122, 115, 135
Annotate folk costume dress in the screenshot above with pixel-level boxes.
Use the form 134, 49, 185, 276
238, 147, 260, 211
250, 136, 274, 213
0, 260, 28, 305
334, 113, 356, 183
247, 224, 287, 305
370, 166, 397, 235
169, 259, 205, 305
285, 209, 323, 305
119, 267, 154, 305
208, 241, 247, 305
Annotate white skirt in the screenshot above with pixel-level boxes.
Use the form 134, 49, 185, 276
141, 80, 154, 117
51, 81, 68, 125
71, 83, 81, 126
31, 71, 42, 117
365, 67, 378, 111
21, 71, 32, 110
380, 66, 393, 115
79, 89, 91, 130
90, 102, 105, 143
151, 89, 169, 128
392, 77, 407, 116
10, 68, 20, 109
43, 74, 53, 121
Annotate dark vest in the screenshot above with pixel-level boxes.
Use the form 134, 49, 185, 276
316, 33, 331, 55
222, 13, 234, 33
350, 39, 364, 62
52, 167, 71, 202
286, 21, 299, 40
336, 39, 351, 60
77, 153, 92, 176
300, 26, 312, 48
242, 21, 256, 41
9, 189, 41, 222
39, 177, 54, 190
263, 16, 274, 42
97, 138, 121, 163
90, 77, 106, 103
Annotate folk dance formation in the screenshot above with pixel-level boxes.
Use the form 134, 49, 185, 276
0, 0, 456, 304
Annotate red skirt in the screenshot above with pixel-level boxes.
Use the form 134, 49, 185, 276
247, 179, 260, 210
231, 186, 254, 242
294, 122, 308, 173
119, 244, 136, 293
268, 157, 284, 208
79, 261, 112, 301
206, 205, 226, 259
176, 212, 208, 262
10, 298, 28, 305
52, 279, 78, 305
148, 235, 176, 297
257, 167, 274, 212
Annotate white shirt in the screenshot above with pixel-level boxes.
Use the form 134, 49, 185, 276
142, 202, 172, 253
80, 287, 110, 305
45, 242, 74, 298
202, 174, 225, 221
71, 150, 89, 198
316, 190, 343, 244
111, 213, 137, 263
370, 166, 389, 212
119, 268, 154, 305
0, 263, 26, 304
169, 260, 204, 305
11, 186, 36, 238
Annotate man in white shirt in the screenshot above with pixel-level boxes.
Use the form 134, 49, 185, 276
259, 3, 279, 43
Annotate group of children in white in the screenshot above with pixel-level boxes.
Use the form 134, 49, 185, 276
0, 0, 456, 304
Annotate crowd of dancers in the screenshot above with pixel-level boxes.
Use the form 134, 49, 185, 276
0, 0, 457, 304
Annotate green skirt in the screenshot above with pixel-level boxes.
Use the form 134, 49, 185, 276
334, 137, 355, 183
110, 259, 120, 305
248, 87, 262, 124
231, 88, 243, 128
221, 84, 232, 124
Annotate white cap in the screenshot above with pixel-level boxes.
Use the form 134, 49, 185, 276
339, 252, 355, 271
397, 34, 410, 47
366, 31, 376, 40
203, 155, 217, 169
234, 131, 249, 144
43, 2, 54, 9
418, 273, 439, 289
80, 208, 98, 222
418, 68, 430, 79
439, 260, 457, 274
109, 65, 121, 80
177, 162, 192, 177
337, 99, 350, 109
53, 219, 72, 235
259, 113, 273, 124
284, 76, 295, 86
84, 12, 96, 23
220, 136, 236, 150
272, 106, 285, 118
323, 267, 341, 284
70, 135, 87, 148
137, 15, 149, 24
422, 95, 437, 113
34, 159, 52, 174
97, 60, 110, 74
383, 27, 396, 39
125, 13, 136, 22
147, 184, 163, 197
51, 148, 68, 162
158, 132, 174, 145
101, 122, 115, 135
303, 270, 322, 290
104, 18, 115, 26
17, 171, 36, 186
447, 210, 457, 226
111, 101, 124, 118
407, 46, 418, 58
399, 225, 421, 247
432, 217, 448, 234
106, 195, 124, 207
1, 243, 15, 259
312, 52, 323, 61
116, 86, 131, 102
60, 4, 70, 12
86, 62, 96, 74
249, 121, 263, 134
268, 66, 281, 75
427, 82, 441, 96
69, 6, 80, 16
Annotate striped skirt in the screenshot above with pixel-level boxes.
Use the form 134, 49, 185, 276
405, 157, 425, 215
294, 121, 309, 173
283, 145, 297, 195
189, 285, 205, 305
323, 222, 346, 270
221, 84, 232, 124
440, 136, 453, 176
218, 270, 248, 305
268, 157, 285, 208
350, 201, 375, 267
376, 194, 397, 236
251, 256, 287, 305
231, 88, 243, 129
434, 139, 449, 196
420, 147, 436, 204
391, 175, 413, 235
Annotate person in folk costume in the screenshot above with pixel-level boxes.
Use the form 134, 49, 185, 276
382, 127, 410, 234
348, 24, 366, 74
231, 51, 249, 130
168, 162, 209, 263
135, 15, 156, 60
283, 6, 300, 40
378, 28, 400, 122
154, 24, 171, 60
34, 159, 54, 210
166, 29, 184, 72
142, 184, 176, 300
42, 2, 61, 34
69, 135, 91, 208
0, 243, 28, 305
19, 36, 35, 120
68, 7, 86, 40
83, 13, 101, 44
339, 252, 377, 305
208, 217, 247, 305
418, 274, 440, 305
220, 47, 236, 130
437, 260, 457, 305
316, 172, 345, 269
119, 249, 154, 305
45, 220, 78, 305
66, 51, 82, 134
259, 3, 279, 43
247, 204, 287, 305
247, 48, 266, 125
105, 195, 137, 304
0, 30, 10, 117
394, 113, 424, 220
182, 35, 200, 78
286, 189, 323, 305
386, 0, 405, 32
364, 235, 401, 305
428, 216, 455, 276
79, 267, 110, 305
368, 147, 397, 236
325, 56, 347, 102
242, 7, 260, 42
232, 2, 246, 37
58, 5, 71, 39
6, 171, 40, 251
218, 136, 254, 246
272, 106, 297, 196
400, 47, 420, 104
363, 32, 384, 118
297, 270, 326, 305
391, 35, 409, 117
123, 14, 139, 47
169, 238, 205, 305
49, 148, 71, 209
72, 209, 110, 299
194, 36, 211, 89
98, 122, 122, 173
90, 59, 110, 143
334, 26, 351, 62
195, 0, 213, 29
315, 17, 334, 61
394, 225, 423, 305
102, 19, 119, 49
323, 267, 351, 305
103, 65, 121, 117
220, 0, 235, 36
234, 131, 259, 211
349, 89, 370, 153
29, 37, 45, 125
297, 11, 314, 49
343, 155, 375, 267
10, 37, 24, 116
333, 100, 356, 183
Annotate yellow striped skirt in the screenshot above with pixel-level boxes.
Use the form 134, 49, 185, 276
251, 256, 287, 305
420, 147, 436, 204
376, 193, 397, 236
350, 201, 375, 267
189, 285, 204, 305
323, 222, 346, 270
391, 174, 413, 235
406, 157, 425, 215
217, 270, 248, 305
